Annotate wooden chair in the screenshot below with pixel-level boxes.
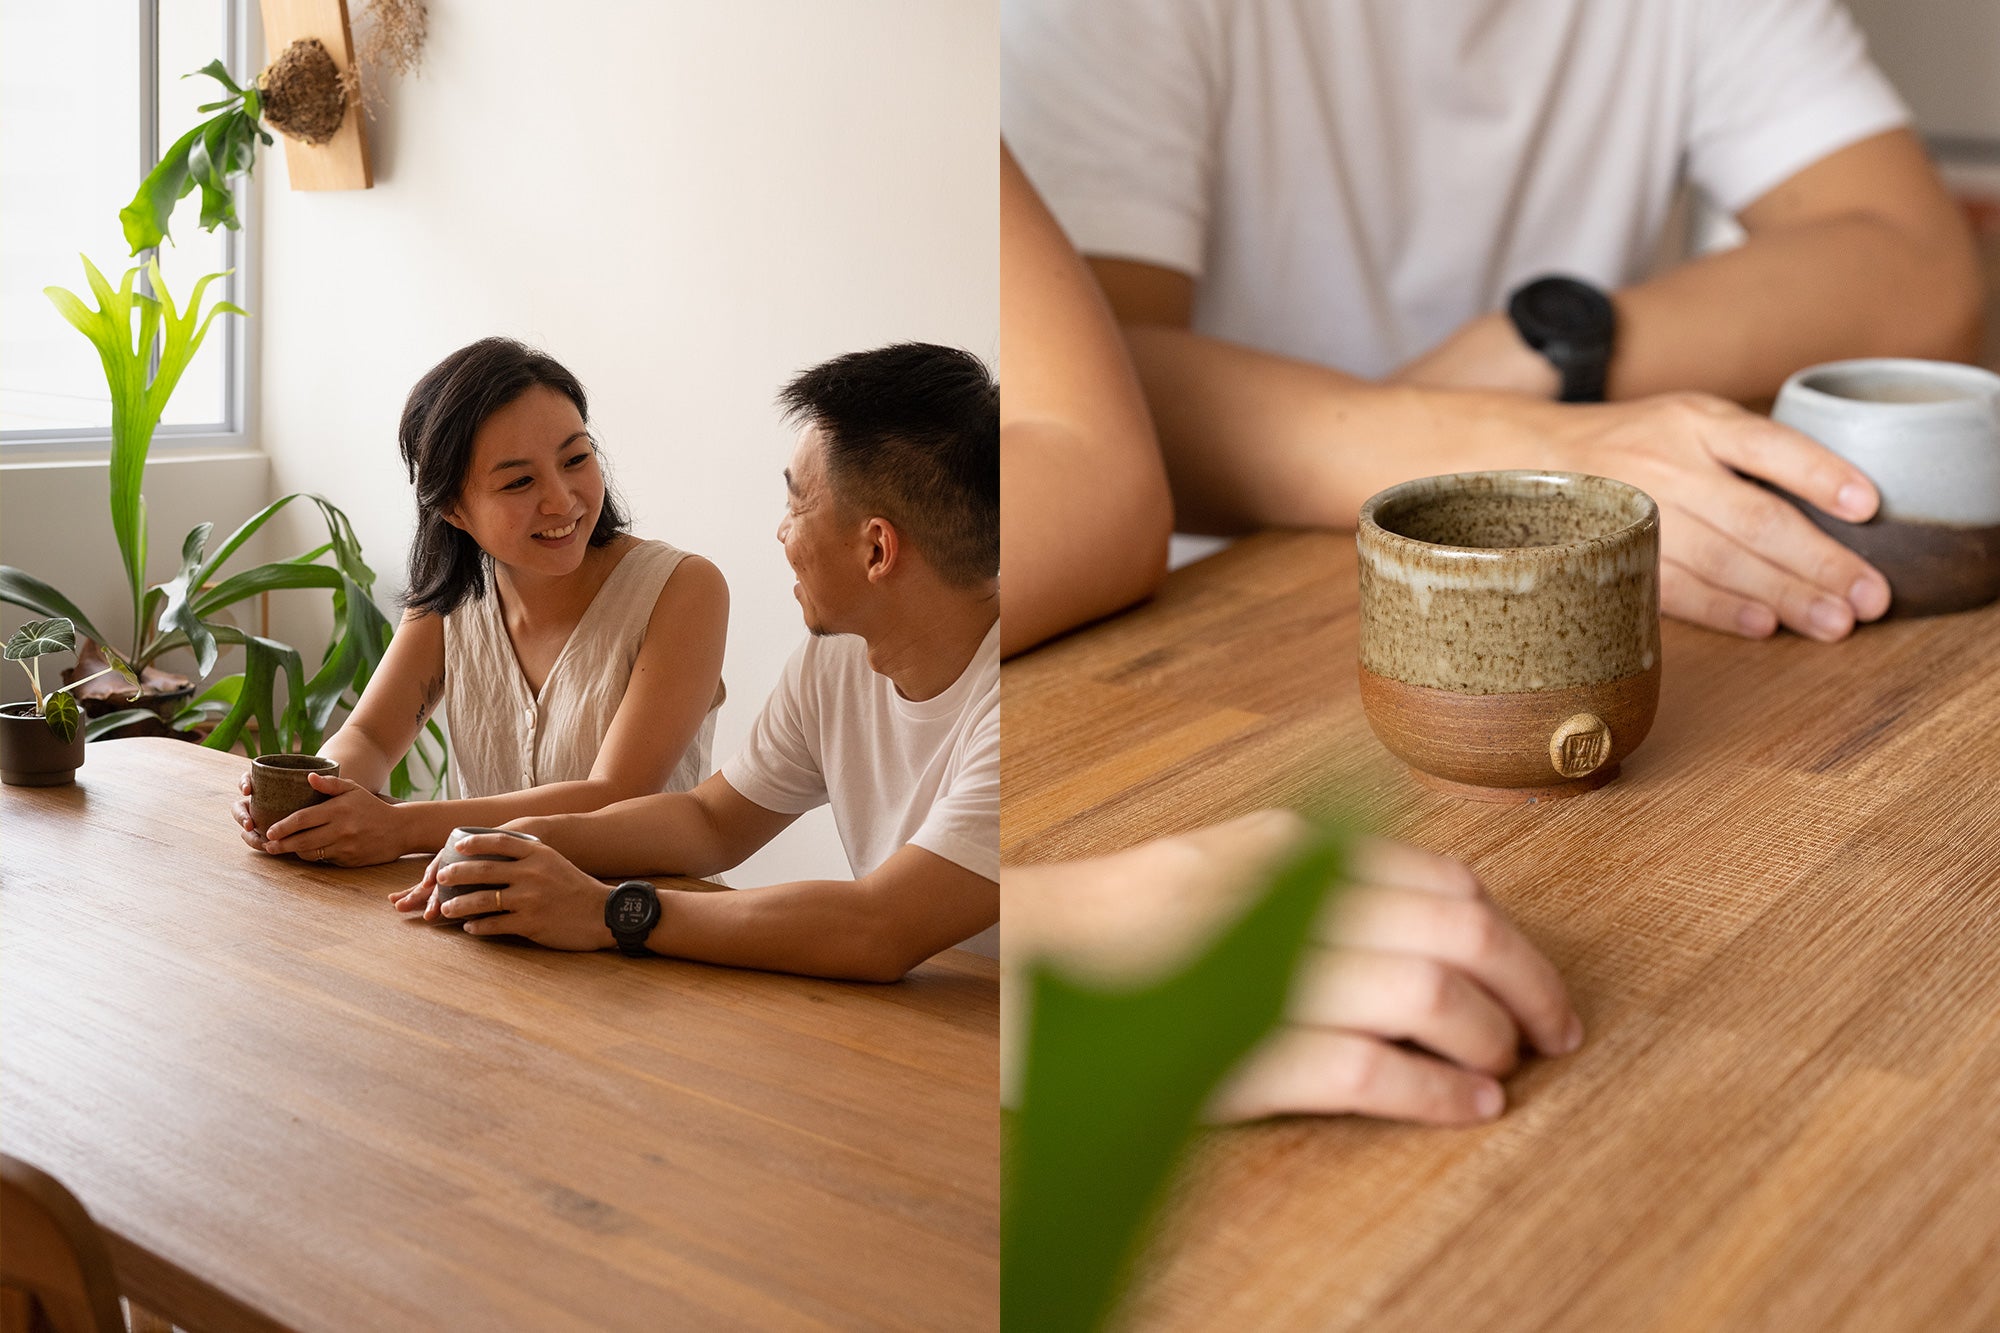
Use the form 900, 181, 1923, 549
0, 1154, 123, 1333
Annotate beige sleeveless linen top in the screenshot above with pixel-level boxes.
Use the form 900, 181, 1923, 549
442, 539, 717, 799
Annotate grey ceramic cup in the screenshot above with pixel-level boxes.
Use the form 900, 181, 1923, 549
434, 826, 542, 918
1357, 470, 1661, 801
249, 754, 340, 837
1772, 358, 2000, 617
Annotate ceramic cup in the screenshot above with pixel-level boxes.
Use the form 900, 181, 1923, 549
1771, 358, 2000, 618
249, 754, 340, 837
434, 826, 542, 919
1357, 470, 1662, 802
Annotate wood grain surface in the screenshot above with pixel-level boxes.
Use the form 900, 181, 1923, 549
2, 739, 996, 1332
1002, 530, 2000, 1332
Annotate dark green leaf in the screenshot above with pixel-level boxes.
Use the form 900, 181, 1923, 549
41, 691, 81, 744
154, 522, 219, 677
1003, 823, 1350, 1333
199, 629, 306, 757
0, 568, 111, 650
192, 561, 342, 619
4, 617, 75, 662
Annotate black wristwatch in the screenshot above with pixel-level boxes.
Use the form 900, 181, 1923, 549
1506, 275, 1617, 403
604, 881, 661, 957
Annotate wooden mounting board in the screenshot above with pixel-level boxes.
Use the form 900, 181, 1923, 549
258, 0, 372, 191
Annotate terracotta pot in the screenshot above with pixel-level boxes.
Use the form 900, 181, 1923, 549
1771, 358, 2000, 618
1357, 470, 1661, 802
0, 703, 86, 787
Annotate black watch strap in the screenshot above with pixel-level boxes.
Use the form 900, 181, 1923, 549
1506, 275, 1616, 404
604, 881, 661, 958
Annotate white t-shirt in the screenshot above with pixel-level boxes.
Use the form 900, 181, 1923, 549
721, 622, 1000, 885
1003, 0, 1909, 378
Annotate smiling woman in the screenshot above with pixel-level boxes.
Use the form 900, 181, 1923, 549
227, 336, 729, 868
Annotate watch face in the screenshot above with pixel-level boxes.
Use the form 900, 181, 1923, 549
1512, 276, 1615, 344
612, 888, 656, 933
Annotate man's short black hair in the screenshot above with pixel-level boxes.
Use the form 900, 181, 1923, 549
398, 337, 629, 617
778, 343, 999, 587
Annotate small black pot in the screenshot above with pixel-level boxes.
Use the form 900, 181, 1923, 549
0, 702, 86, 786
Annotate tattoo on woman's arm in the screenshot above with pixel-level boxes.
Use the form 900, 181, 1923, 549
417, 673, 444, 724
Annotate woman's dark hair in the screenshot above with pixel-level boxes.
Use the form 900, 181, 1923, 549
398, 337, 629, 617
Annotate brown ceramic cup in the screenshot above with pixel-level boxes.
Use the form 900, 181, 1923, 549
434, 826, 542, 919
1357, 470, 1661, 802
249, 754, 340, 837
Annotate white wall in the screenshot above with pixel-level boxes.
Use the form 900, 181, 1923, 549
254, 2, 998, 885
1845, 0, 2000, 142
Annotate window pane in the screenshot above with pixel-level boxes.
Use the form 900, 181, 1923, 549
156, 0, 234, 429
0, 1, 139, 432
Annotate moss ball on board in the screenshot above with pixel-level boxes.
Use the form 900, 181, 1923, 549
259, 37, 348, 145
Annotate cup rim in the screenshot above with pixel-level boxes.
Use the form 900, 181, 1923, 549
251, 753, 339, 773
447, 826, 542, 844
1777, 357, 2000, 414
1358, 470, 1658, 563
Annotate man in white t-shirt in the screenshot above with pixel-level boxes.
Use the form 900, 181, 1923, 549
1004, 0, 1982, 640
394, 344, 1000, 982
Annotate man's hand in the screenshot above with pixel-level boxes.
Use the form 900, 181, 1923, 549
399, 829, 617, 953
1541, 392, 1890, 639
235, 771, 413, 866
1005, 811, 1581, 1126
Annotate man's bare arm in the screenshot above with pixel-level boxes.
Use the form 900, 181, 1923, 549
428, 834, 997, 984
643, 844, 997, 982
518, 773, 798, 879
1094, 259, 1893, 642
1394, 130, 1984, 403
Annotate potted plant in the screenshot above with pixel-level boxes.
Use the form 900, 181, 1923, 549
0, 56, 444, 795
1, 618, 136, 786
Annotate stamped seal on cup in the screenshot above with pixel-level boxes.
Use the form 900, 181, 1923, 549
1771, 358, 2000, 618
1357, 470, 1662, 802
249, 753, 340, 840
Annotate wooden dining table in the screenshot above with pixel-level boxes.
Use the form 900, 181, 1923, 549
2, 738, 997, 1332
1003, 530, 2000, 1332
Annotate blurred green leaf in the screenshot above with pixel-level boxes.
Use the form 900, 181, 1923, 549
84, 708, 159, 742
1003, 822, 1349, 1333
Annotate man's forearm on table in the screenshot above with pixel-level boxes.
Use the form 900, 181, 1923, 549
1607, 213, 1983, 405
648, 878, 955, 983
520, 791, 735, 879
1120, 324, 1558, 532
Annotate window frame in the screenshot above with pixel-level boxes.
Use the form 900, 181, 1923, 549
1, 0, 258, 459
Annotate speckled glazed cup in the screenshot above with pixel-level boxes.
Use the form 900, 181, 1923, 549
1771, 359, 2000, 618
249, 754, 339, 837
1357, 471, 1661, 802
